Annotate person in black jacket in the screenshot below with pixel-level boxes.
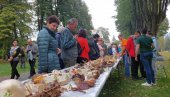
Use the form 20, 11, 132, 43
8, 40, 23, 79
88, 34, 100, 60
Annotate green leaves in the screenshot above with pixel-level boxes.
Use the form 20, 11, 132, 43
115, 0, 170, 37
0, 0, 32, 58
35, 0, 93, 31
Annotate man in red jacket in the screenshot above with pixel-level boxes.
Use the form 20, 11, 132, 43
126, 31, 142, 80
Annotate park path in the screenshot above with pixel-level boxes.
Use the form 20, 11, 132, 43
0, 72, 30, 82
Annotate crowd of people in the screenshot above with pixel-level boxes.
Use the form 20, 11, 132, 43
7, 15, 113, 79
7, 15, 158, 87
118, 28, 158, 87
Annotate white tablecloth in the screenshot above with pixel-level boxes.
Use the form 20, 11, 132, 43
60, 58, 121, 97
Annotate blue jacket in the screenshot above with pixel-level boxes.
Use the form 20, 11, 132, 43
60, 27, 78, 61
37, 27, 60, 73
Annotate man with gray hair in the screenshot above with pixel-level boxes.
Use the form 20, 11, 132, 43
60, 18, 78, 67
26, 39, 38, 78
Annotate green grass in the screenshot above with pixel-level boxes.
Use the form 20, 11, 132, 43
0, 61, 37, 77
99, 52, 170, 97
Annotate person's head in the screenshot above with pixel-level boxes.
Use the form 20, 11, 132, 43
12, 39, 18, 46
146, 31, 153, 37
93, 34, 100, 41
118, 34, 123, 40
27, 39, 33, 45
142, 28, 147, 35
97, 38, 103, 45
134, 31, 141, 38
46, 15, 60, 31
78, 28, 87, 38
67, 18, 78, 32
112, 44, 116, 48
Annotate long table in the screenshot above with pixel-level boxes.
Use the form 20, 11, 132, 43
60, 58, 122, 97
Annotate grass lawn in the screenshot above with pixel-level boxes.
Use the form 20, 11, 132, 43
99, 51, 170, 97
0, 61, 37, 77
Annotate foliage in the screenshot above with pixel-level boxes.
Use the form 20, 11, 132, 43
158, 36, 165, 51
158, 18, 169, 37
114, 0, 133, 37
112, 35, 116, 42
0, 0, 32, 59
34, 0, 93, 31
97, 27, 110, 43
115, 0, 170, 36
164, 38, 170, 51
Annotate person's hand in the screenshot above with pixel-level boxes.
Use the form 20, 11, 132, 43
117, 53, 120, 58
135, 56, 138, 61
57, 48, 61, 54
8, 56, 13, 62
74, 34, 78, 39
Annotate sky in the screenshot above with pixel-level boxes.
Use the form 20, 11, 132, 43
83, 0, 170, 40
83, 0, 118, 40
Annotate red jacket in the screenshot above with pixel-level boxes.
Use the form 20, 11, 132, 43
77, 37, 90, 60
126, 36, 135, 57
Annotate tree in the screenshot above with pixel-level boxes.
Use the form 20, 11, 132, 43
35, 0, 93, 31
115, 0, 170, 37
115, 0, 133, 37
112, 35, 116, 42
136, 0, 170, 36
97, 27, 110, 43
0, 0, 32, 59
158, 18, 169, 37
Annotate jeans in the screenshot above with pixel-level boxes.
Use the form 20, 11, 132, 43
140, 51, 155, 84
29, 59, 36, 77
10, 61, 20, 79
138, 55, 146, 78
123, 53, 130, 77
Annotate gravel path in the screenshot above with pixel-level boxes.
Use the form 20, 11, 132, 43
0, 73, 30, 82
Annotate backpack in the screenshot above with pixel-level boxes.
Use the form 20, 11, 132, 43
77, 42, 84, 56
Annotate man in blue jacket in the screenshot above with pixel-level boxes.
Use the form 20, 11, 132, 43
60, 18, 78, 67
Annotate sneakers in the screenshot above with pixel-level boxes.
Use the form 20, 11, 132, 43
141, 82, 152, 87
151, 83, 156, 86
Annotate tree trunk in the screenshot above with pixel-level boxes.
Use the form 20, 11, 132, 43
13, 23, 17, 39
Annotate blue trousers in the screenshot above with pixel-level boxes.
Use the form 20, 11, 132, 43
140, 51, 155, 84
123, 54, 130, 77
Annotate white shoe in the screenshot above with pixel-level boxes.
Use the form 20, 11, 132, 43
141, 82, 152, 86
151, 83, 156, 85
